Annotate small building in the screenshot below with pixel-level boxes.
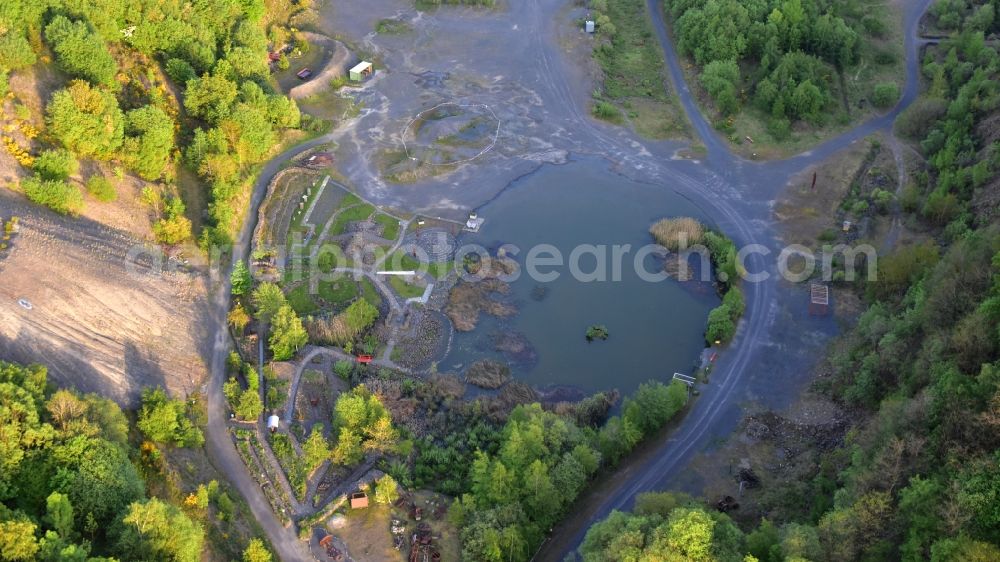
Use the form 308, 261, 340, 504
296, 68, 313, 80
267, 414, 280, 433
349, 61, 373, 82
585, 20, 595, 33
465, 212, 484, 232
350, 492, 369, 509
809, 283, 830, 316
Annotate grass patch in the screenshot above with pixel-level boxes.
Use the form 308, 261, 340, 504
286, 284, 319, 315
318, 278, 359, 309
385, 250, 454, 279
373, 213, 401, 241
329, 202, 376, 236
389, 275, 425, 299
360, 278, 382, 307
590, 0, 688, 138
375, 18, 413, 34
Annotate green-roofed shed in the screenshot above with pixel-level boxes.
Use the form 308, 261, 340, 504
349, 61, 373, 82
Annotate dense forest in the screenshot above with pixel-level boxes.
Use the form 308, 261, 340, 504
0, 0, 312, 245
378, 376, 689, 561
579, 2, 1000, 560
664, 0, 907, 140
0, 360, 274, 561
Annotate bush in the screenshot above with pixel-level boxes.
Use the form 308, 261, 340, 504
21, 177, 84, 215
722, 287, 745, 320
872, 82, 899, 109
33, 149, 78, 181
137, 387, 204, 448
706, 304, 736, 343
767, 117, 791, 140
623, 380, 688, 435
593, 101, 619, 121
86, 175, 117, 202
873, 189, 894, 213
153, 197, 192, 245
165, 58, 196, 84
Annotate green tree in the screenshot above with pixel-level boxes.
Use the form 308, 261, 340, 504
873, 82, 900, 108
302, 424, 330, 470
46, 80, 124, 160
231, 261, 252, 296
32, 149, 78, 181
331, 386, 396, 464
136, 387, 204, 448
251, 283, 286, 322
45, 492, 74, 539
184, 73, 238, 123
0, 519, 39, 561
330, 427, 363, 466
122, 105, 174, 180
623, 380, 688, 435
706, 304, 736, 343
153, 197, 192, 245
269, 305, 308, 360
699, 59, 741, 115
44, 16, 117, 85
242, 538, 272, 562
228, 303, 251, 333
342, 298, 379, 333
373, 474, 400, 504
165, 58, 196, 84
0, 31, 36, 71
234, 387, 263, 421
117, 498, 204, 562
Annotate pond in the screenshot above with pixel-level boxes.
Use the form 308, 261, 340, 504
440, 158, 720, 396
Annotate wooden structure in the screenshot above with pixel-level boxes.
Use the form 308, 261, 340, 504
809, 283, 830, 316
350, 492, 369, 509
318, 535, 343, 560
349, 61, 373, 82
296, 68, 313, 80
672, 372, 696, 387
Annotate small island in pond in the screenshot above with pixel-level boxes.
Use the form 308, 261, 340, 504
585, 325, 609, 342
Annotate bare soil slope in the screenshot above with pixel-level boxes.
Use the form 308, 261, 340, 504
0, 191, 211, 405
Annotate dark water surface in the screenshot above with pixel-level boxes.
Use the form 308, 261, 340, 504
441, 158, 720, 395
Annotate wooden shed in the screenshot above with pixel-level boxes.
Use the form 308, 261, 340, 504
350, 492, 369, 509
